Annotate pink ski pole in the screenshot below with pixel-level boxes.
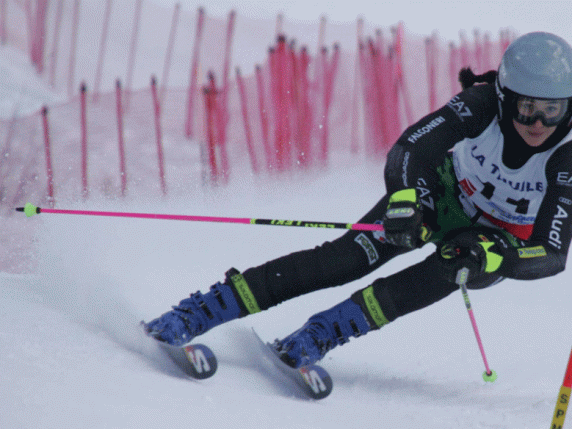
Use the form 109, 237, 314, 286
456, 267, 497, 382
16, 203, 385, 233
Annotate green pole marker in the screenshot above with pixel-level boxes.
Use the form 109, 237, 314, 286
15, 203, 41, 217
483, 369, 498, 382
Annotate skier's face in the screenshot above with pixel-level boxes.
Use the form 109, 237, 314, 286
513, 97, 568, 127
513, 118, 557, 147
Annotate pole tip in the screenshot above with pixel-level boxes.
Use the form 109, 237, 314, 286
15, 203, 40, 217
482, 369, 498, 383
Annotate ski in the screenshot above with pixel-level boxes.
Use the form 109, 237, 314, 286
252, 329, 333, 400
142, 324, 332, 397
142, 323, 217, 379
157, 341, 218, 380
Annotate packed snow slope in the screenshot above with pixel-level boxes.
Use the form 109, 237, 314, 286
2, 158, 571, 429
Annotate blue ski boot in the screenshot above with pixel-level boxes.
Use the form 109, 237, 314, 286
144, 269, 259, 346
273, 298, 371, 368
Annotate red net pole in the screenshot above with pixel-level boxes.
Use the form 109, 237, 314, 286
483, 33, 492, 72
460, 31, 470, 70
236, 68, 258, 174
395, 23, 414, 128
474, 29, 483, 73
41, 106, 54, 204
67, 0, 80, 98
24, 0, 32, 60
389, 47, 401, 144
376, 30, 392, 153
425, 34, 437, 113
28, 0, 37, 68
350, 18, 364, 155
500, 29, 511, 55
33, 0, 49, 73
160, 3, 180, 105
319, 47, 328, 163
272, 36, 290, 171
185, 7, 205, 139
270, 44, 281, 170
125, 0, 143, 111
203, 85, 218, 184
207, 72, 228, 183
115, 80, 127, 197
320, 44, 339, 164
268, 47, 278, 170
359, 41, 373, 155
48, 0, 64, 88
220, 10, 236, 121
289, 41, 302, 167
449, 41, 459, 97
93, 0, 113, 103
283, 37, 293, 169
298, 46, 312, 167
151, 76, 167, 196
255, 65, 272, 171
80, 82, 88, 198
215, 10, 236, 183
368, 39, 384, 154
275, 13, 283, 36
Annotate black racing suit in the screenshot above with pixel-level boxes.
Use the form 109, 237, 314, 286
230, 83, 572, 327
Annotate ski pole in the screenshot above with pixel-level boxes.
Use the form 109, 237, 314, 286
550, 347, 572, 429
455, 267, 497, 382
15, 202, 385, 232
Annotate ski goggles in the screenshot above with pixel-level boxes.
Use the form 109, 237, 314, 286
513, 96, 570, 127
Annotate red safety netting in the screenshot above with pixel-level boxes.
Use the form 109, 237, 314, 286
0, 0, 513, 272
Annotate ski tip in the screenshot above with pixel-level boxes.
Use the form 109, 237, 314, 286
299, 365, 334, 400
181, 344, 218, 379
140, 320, 155, 338
141, 322, 218, 380
252, 328, 333, 400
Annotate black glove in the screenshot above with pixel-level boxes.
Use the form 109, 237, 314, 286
383, 188, 431, 249
438, 230, 504, 285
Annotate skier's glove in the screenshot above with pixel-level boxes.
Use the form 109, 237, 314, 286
383, 188, 431, 249
438, 230, 504, 285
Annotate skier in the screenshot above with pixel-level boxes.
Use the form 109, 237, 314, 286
145, 31, 572, 369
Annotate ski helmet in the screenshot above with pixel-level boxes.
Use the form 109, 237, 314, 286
496, 31, 572, 127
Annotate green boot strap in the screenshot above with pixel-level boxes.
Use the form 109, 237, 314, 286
361, 286, 390, 329
226, 269, 261, 315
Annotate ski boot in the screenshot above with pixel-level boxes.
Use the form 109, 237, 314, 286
273, 298, 371, 368
144, 269, 257, 346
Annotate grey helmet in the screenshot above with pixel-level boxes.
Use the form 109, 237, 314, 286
496, 32, 572, 127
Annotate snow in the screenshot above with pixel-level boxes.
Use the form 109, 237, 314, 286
3, 159, 571, 429
5, 170, 571, 429
2, 2, 572, 428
